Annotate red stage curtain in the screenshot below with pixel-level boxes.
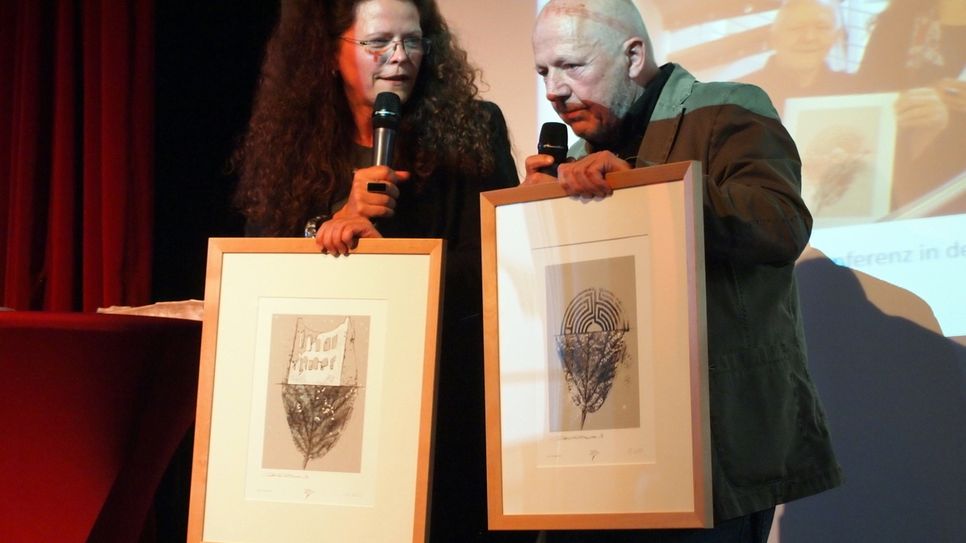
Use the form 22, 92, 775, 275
0, 0, 154, 311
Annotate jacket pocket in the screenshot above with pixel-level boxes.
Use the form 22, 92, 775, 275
709, 344, 831, 488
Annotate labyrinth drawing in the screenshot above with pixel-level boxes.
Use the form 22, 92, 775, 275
546, 255, 640, 432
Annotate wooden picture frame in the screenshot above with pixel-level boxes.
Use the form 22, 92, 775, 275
188, 237, 443, 543
481, 161, 711, 530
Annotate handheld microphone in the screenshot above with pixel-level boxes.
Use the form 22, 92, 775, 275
372, 92, 402, 167
537, 122, 568, 176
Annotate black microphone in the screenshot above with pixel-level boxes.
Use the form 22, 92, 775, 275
537, 122, 568, 176
372, 92, 401, 168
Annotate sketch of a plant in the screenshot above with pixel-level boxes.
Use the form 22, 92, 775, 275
554, 288, 629, 429
281, 317, 358, 468
801, 125, 870, 214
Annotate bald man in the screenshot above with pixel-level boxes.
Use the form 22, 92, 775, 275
525, 1, 842, 541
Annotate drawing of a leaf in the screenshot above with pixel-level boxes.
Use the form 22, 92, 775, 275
801, 126, 870, 214
555, 330, 627, 428
281, 384, 357, 468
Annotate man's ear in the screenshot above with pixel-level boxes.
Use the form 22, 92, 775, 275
624, 37, 646, 79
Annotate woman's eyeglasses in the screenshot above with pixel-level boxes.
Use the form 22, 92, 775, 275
340, 37, 431, 60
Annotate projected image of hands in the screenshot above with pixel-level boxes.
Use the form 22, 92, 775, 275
636, 0, 965, 220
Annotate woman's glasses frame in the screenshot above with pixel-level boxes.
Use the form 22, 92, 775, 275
339, 36, 432, 60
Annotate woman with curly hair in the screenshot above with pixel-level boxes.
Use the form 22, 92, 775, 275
234, 0, 516, 241
234, 1, 528, 541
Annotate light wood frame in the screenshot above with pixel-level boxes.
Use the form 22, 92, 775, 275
481, 161, 711, 530
188, 238, 443, 543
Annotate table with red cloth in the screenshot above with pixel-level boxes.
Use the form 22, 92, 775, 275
0, 311, 201, 542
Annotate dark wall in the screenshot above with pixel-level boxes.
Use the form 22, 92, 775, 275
153, 1, 278, 302
149, 4, 278, 541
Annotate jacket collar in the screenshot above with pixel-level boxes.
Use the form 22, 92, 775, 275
636, 63, 696, 167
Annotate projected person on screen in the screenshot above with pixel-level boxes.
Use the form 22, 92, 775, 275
523, 1, 842, 541
232, 1, 526, 541
742, 0, 855, 115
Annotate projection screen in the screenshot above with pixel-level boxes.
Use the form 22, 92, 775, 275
442, 0, 966, 343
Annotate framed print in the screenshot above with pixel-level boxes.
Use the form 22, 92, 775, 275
783, 92, 899, 228
481, 161, 711, 530
187, 237, 443, 543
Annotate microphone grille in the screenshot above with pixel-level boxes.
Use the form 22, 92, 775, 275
372, 92, 402, 129
538, 122, 568, 162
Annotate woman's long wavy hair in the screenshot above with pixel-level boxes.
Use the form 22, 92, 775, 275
233, 0, 497, 235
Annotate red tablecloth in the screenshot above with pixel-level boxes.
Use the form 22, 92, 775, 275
0, 311, 201, 542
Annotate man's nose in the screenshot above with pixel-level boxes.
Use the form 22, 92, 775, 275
544, 72, 570, 101
801, 25, 822, 42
